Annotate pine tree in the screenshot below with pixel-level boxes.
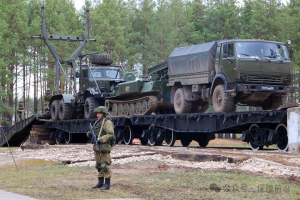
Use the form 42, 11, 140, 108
89, 0, 128, 65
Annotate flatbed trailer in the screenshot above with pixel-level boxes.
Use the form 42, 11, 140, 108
1, 110, 289, 151
44, 109, 288, 151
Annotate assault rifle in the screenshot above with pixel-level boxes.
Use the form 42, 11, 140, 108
89, 123, 99, 151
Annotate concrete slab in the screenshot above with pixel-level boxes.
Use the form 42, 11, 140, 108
0, 189, 38, 200
287, 107, 300, 153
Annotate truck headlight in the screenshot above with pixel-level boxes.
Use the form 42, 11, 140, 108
241, 75, 247, 81
283, 77, 289, 82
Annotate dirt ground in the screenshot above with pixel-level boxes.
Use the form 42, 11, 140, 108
1, 138, 299, 179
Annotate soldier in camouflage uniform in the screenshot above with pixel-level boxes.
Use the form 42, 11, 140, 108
17, 102, 25, 121
44, 89, 52, 113
87, 106, 115, 190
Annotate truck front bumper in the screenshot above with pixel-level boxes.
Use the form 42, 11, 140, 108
236, 83, 295, 93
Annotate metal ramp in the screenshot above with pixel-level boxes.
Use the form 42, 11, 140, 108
0, 115, 44, 147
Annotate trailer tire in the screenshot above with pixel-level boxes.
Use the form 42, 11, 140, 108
275, 124, 288, 152
180, 139, 191, 147
198, 134, 209, 147
262, 95, 283, 110
51, 100, 60, 120
212, 84, 235, 112
84, 97, 97, 119
174, 88, 192, 114
248, 124, 263, 151
165, 130, 176, 147
90, 54, 113, 65
123, 126, 133, 145
59, 99, 73, 120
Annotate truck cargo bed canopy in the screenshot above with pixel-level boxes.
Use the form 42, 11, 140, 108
168, 41, 217, 76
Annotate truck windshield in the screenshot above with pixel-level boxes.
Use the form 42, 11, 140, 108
90, 69, 120, 78
236, 42, 289, 60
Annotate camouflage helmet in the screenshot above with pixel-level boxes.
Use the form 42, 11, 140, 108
94, 106, 108, 114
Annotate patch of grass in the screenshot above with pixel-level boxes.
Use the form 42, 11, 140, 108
0, 159, 299, 200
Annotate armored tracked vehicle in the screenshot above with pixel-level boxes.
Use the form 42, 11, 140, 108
105, 61, 173, 117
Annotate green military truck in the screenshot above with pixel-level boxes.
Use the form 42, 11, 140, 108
168, 39, 295, 113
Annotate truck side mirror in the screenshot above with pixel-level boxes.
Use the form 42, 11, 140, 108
289, 48, 294, 59
75, 72, 80, 78
223, 43, 228, 57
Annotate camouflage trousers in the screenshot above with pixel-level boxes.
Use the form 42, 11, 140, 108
94, 151, 112, 178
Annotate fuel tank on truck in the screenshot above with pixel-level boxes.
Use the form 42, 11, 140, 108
105, 61, 173, 117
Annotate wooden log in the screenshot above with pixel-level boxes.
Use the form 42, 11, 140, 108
62, 152, 159, 164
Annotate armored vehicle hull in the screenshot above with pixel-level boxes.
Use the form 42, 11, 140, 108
105, 61, 173, 117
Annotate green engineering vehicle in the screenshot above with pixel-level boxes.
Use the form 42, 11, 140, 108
33, 6, 123, 120
106, 39, 295, 116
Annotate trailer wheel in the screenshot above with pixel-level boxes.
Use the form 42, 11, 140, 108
90, 54, 113, 65
65, 132, 72, 144
180, 139, 191, 147
165, 130, 176, 146
262, 95, 283, 110
249, 124, 263, 151
174, 88, 192, 114
84, 97, 97, 119
51, 100, 60, 120
59, 99, 73, 120
148, 126, 163, 146
212, 84, 235, 112
123, 126, 133, 145
275, 124, 288, 152
198, 134, 209, 147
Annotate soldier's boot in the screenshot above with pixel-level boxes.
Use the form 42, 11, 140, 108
92, 177, 104, 189
100, 178, 110, 190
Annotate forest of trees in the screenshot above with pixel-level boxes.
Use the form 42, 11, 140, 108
0, 0, 300, 126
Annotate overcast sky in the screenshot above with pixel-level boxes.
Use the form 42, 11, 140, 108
74, 0, 85, 11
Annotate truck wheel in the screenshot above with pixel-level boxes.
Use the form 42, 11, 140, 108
262, 95, 283, 110
90, 54, 113, 65
58, 99, 73, 120
84, 97, 97, 119
212, 84, 235, 112
51, 100, 60, 120
174, 88, 192, 114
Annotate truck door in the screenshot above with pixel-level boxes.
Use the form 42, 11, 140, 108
220, 43, 236, 83
81, 69, 89, 92
215, 44, 221, 74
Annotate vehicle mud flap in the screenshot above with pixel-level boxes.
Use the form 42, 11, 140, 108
241, 130, 250, 142
267, 130, 278, 144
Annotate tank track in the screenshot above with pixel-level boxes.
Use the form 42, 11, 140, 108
105, 96, 158, 118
